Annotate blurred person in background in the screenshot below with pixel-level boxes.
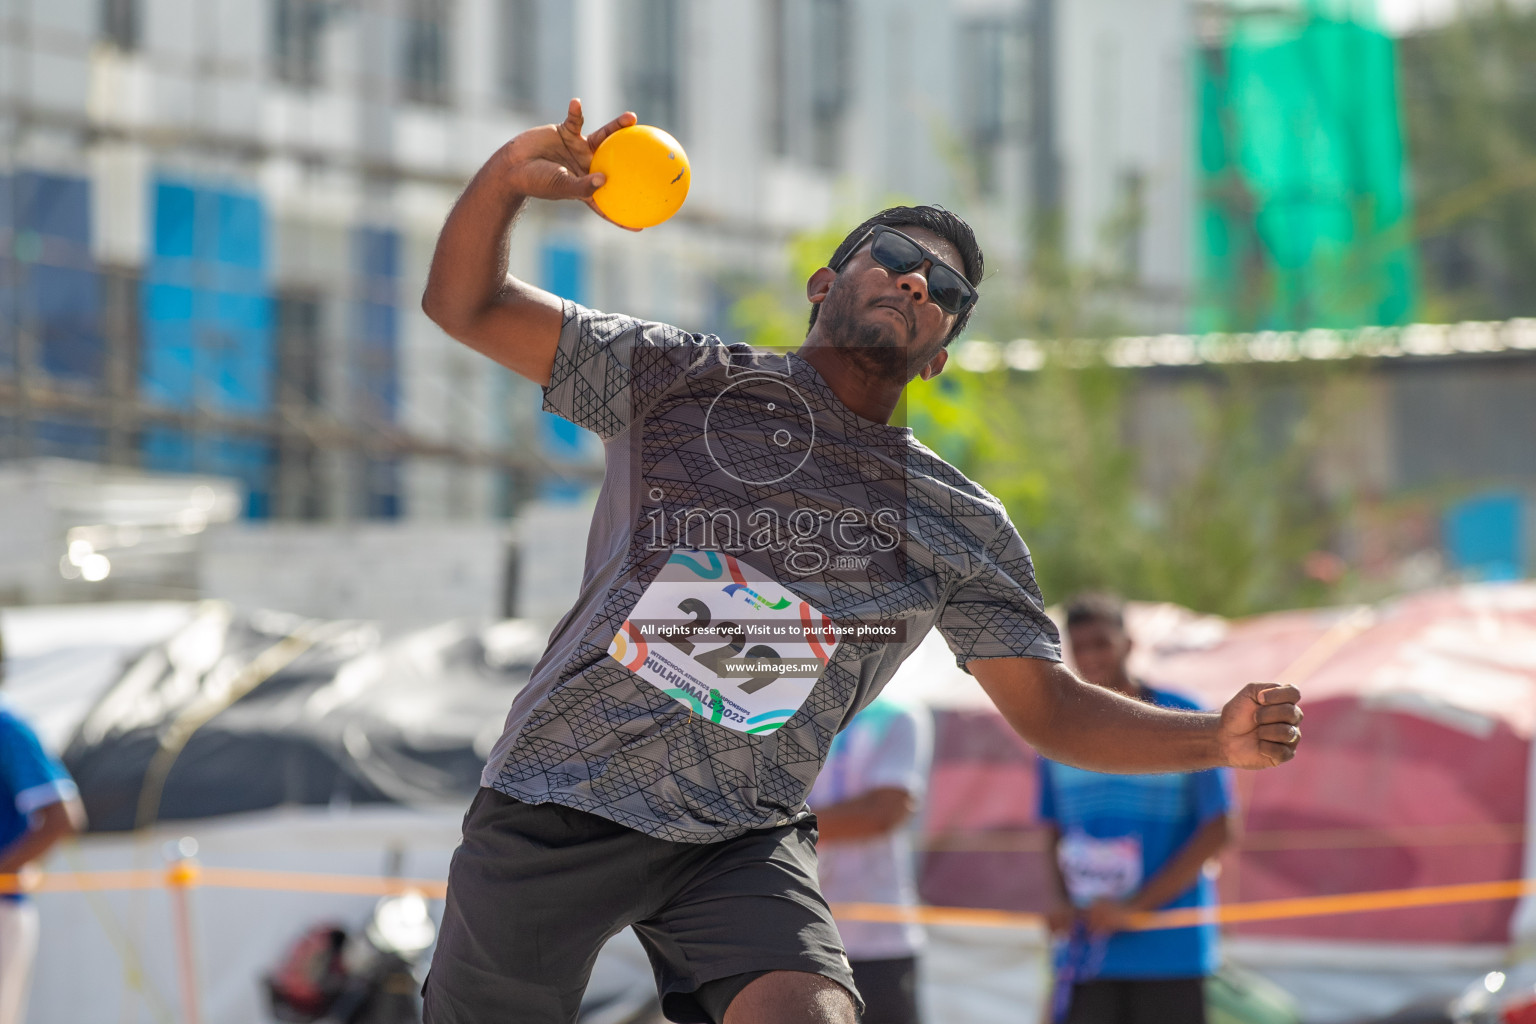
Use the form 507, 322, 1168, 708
1040, 593, 1236, 1024
0, 631, 85, 1024
809, 696, 933, 1024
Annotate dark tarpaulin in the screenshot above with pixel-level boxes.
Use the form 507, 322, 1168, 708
63, 604, 535, 831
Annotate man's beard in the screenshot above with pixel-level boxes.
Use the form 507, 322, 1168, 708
817, 285, 929, 385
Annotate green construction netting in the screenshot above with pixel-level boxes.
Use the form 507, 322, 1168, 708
1195, 0, 1418, 331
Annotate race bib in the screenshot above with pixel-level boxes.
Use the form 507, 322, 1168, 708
1057, 831, 1143, 904
608, 550, 840, 734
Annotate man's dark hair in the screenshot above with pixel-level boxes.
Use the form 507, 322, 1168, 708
1064, 592, 1126, 633
809, 205, 985, 344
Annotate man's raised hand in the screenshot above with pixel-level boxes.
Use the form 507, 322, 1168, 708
499, 99, 636, 221
1218, 683, 1303, 770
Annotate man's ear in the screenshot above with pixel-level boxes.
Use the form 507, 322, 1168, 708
918, 347, 948, 381
806, 267, 836, 305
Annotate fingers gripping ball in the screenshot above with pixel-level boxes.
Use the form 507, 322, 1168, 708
590, 125, 691, 229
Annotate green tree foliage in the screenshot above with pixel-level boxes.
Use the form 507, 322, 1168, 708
903, 354, 1344, 618
1397, 0, 1536, 320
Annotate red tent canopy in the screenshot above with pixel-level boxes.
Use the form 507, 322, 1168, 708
917, 584, 1536, 944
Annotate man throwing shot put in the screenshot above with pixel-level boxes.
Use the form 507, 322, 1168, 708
419, 100, 1303, 1024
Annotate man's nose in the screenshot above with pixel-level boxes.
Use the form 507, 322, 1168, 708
896, 267, 929, 305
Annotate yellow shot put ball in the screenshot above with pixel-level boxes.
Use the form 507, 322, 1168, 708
590, 125, 691, 229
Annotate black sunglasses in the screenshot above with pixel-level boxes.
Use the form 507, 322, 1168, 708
831, 225, 978, 316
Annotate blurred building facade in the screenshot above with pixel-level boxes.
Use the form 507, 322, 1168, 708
0, 0, 1199, 527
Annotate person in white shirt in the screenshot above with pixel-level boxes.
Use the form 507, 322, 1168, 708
809, 697, 933, 1024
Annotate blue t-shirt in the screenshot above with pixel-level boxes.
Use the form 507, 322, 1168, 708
0, 708, 78, 900
1037, 686, 1233, 979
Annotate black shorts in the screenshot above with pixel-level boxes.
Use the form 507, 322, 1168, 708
1065, 977, 1206, 1024
422, 788, 861, 1024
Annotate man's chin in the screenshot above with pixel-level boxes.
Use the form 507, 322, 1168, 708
816, 304, 918, 381
836, 319, 908, 355
839, 343, 917, 384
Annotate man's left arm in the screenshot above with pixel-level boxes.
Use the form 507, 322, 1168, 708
969, 657, 1302, 774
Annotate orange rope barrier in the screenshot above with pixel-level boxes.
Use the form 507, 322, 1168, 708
833, 875, 1536, 932
1135, 877, 1536, 932
922, 821, 1527, 854
197, 867, 448, 900
0, 867, 447, 898
7, 865, 1530, 932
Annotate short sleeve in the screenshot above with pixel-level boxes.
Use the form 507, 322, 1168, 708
938, 522, 1062, 668
0, 714, 77, 815
857, 706, 932, 800
1036, 758, 1057, 824
1191, 767, 1234, 824
542, 300, 723, 440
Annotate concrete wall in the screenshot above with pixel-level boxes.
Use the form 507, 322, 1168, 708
0, 459, 241, 605
200, 520, 513, 633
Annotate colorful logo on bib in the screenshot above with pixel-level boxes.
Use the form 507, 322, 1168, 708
609, 549, 835, 735
744, 708, 798, 733
722, 582, 792, 611
667, 550, 727, 579
660, 689, 797, 733
611, 621, 649, 671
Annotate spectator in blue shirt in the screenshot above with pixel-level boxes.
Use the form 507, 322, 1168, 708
0, 630, 84, 1024
1039, 594, 1235, 1024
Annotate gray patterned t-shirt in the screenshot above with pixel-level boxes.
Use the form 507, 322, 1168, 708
481, 301, 1061, 842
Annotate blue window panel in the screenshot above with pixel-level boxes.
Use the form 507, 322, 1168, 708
0, 175, 11, 373
1445, 492, 1526, 582
141, 283, 197, 407
141, 428, 273, 519
34, 417, 105, 461
536, 409, 594, 503
141, 425, 196, 472
153, 183, 197, 259
537, 240, 591, 482
0, 255, 16, 375
542, 242, 586, 303
363, 458, 402, 519
208, 262, 266, 298
15, 172, 90, 243
144, 177, 273, 415
538, 477, 589, 503
358, 299, 396, 344
540, 411, 583, 455
351, 227, 400, 425
356, 227, 399, 281
208, 433, 273, 519
216, 193, 265, 269
31, 264, 104, 384
207, 290, 273, 414
354, 299, 398, 421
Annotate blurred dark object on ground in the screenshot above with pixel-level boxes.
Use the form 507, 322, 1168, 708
62, 604, 540, 831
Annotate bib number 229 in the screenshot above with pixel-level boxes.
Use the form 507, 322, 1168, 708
608, 551, 838, 734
